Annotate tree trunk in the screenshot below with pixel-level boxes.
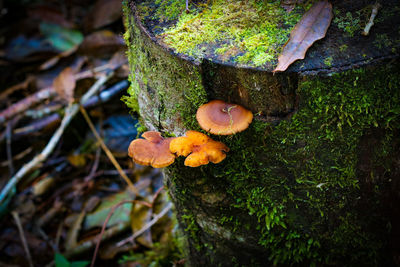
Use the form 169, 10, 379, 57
123, 0, 400, 265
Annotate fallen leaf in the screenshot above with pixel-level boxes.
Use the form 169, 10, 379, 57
79, 30, 125, 56
67, 153, 86, 167
85, 0, 122, 31
5, 35, 55, 60
274, 1, 333, 72
40, 22, 84, 52
53, 67, 76, 103
28, 5, 74, 28
83, 190, 133, 230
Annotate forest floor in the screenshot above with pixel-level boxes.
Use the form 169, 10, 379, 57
0, 1, 183, 266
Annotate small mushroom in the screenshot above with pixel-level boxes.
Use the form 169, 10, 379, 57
128, 131, 175, 168
196, 100, 253, 135
169, 130, 229, 167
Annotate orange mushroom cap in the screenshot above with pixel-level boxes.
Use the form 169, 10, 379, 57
128, 131, 175, 168
169, 130, 229, 167
196, 100, 253, 135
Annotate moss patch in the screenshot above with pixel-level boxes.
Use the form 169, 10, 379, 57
137, 0, 310, 67
164, 63, 400, 265
123, 1, 208, 133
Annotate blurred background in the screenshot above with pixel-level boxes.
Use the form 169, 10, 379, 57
0, 0, 183, 266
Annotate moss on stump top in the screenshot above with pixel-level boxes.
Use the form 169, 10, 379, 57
131, 0, 399, 73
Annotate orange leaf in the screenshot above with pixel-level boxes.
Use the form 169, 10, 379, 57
53, 67, 76, 103
274, 1, 333, 72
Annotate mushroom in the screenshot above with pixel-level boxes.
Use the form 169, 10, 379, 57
196, 100, 253, 135
169, 130, 229, 167
128, 131, 175, 168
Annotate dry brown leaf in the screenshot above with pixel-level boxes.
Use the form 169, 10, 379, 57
79, 30, 125, 56
53, 67, 76, 103
274, 1, 333, 72
85, 0, 122, 31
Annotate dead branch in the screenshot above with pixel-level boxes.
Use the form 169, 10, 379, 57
79, 105, 140, 196
11, 211, 34, 267
10, 80, 128, 139
0, 64, 120, 125
0, 87, 56, 124
90, 199, 152, 267
116, 202, 173, 248
0, 74, 111, 204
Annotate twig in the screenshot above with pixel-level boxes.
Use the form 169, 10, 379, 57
0, 64, 120, 124
151, 186, 165, 206
116, 202, 173, 247
79, 106, 140, 196
186, 0, 190, 13
0, 74, 111, 204
11, 80, 128, 139
11, 211, 34, 267
84, 146, 101, 182
0, 87, 56, 124
6, 121, 15, 175
362, 3, 381, 36
90, 199, 152, 267
0, 75, 35, 101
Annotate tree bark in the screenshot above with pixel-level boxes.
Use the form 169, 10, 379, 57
123, 0, 400, 265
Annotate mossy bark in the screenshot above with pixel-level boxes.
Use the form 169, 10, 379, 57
124, 1, 400, 265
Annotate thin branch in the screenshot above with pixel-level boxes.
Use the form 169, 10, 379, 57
362, 3, 381, 36
0, 74, 111, 204
90, 199, 152, 267
116, 202, 173, 248
11, 211, 34, 267
11, 80, 129, 139
6, 121, 15, 175
79, 106, 140, 196
0, 64, 118, 124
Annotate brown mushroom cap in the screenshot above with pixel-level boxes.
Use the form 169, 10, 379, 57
196, 100, 253, 135
128, 131, 175, 168
169, 130, 229, 167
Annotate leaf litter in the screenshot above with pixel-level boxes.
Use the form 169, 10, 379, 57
0, 1, 183, 266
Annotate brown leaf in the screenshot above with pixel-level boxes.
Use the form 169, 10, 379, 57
274, 1, 333, 72
85, 0, 122, 31
53, 67, 76, 103
79, 30, 125, 56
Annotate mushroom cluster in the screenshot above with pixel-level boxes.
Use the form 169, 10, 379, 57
170, 131, 229, 167
128, 100, 253, 168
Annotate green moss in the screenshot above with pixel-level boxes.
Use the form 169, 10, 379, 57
204, 64, 398, 265
154, 0, 306, 67
339, 44, 348, 52
332, 6, 370, 37
323, 56, 333, 67
123, 0, 208, 132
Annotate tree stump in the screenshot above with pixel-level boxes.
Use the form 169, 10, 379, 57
123, 0, 400, 265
